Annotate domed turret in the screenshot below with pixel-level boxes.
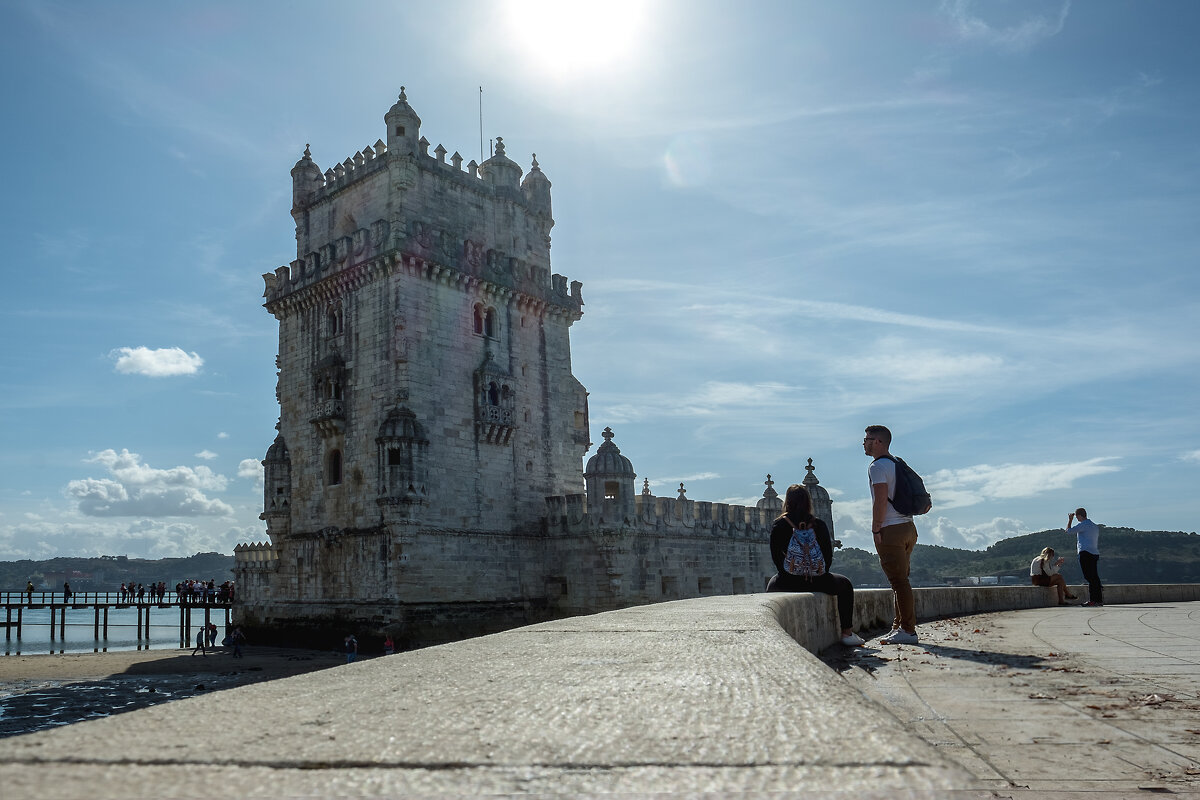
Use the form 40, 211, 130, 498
480, 136, 523, 190
756, 474, 782, 515
521, 153, 552, 219
261, 434, 292, 531
802, 459, 835, 537
384, 87, 422, 155
377, 406, 429, 508
290, 144, 323, 210
583, 427, 636, 520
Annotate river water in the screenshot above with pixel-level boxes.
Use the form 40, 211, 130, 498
2, 605, 229, 656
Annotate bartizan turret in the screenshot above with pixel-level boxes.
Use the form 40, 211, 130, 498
384, 86, 422, 155
584, 427, 637, 522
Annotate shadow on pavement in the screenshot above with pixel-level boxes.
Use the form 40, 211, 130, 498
820, 640, 1053, 676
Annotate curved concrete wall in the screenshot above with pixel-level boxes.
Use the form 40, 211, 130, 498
773, 583, 1200, 653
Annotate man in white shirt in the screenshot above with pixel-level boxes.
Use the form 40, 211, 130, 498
1067, 507, 1103, 606
864, 425, 926, 645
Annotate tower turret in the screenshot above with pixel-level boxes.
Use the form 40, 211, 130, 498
384, 86, 422, 155
290, 145, 323, 211
802, 459, 835, 538
756, 474, 783, 516
261, 433, 292, 538
583, 427, 636, 521
521, 153, 553, 219
480, 136, 523, 190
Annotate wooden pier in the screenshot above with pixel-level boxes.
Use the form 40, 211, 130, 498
1, 591, 232, 647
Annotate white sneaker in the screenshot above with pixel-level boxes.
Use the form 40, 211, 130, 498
840, 632, 866, 647
880, 629, 919, 645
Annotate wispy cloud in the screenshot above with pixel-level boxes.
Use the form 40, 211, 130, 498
941, 0, 1070, 53
927, 457, 1120, 510
647, 471, 721, 490
195, 450, 218, 460
110, 346, 203, 377
23, 3, 265, 159
1181, 450, 1200, 464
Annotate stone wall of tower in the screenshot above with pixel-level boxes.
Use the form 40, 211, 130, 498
260, 91, 589, 551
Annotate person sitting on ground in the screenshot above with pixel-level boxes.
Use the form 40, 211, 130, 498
1030, 547, 1076, 605
767, 483, 865, 647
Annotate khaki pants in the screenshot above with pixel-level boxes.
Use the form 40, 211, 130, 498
876, 521, 918, 632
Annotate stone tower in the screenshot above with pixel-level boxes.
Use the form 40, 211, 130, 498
238, 89, 590, 641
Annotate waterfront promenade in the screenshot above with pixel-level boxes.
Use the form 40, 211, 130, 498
0, 588, 1197, 797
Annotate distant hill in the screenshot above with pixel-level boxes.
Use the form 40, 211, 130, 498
0, 553, 234, 592
832, 527, 1200, 588
3, 527, 1197, 595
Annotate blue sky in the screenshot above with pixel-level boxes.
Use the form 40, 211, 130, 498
2, 0, 1198, 561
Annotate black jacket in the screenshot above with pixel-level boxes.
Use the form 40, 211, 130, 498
769, 515, 835, 578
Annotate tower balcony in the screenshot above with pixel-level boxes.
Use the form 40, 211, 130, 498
476, 404, 515, 445
310, 399, 346, 437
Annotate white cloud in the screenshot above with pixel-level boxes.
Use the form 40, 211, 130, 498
941, 0, 1070, 53
238, 458, 265, 491
648, 471, 721, 490
0, 517, 253, 561
110, 346, 203, 377
1180, 450, 1200, 464
927, 457, 1120, 510
195, 450, 218, 460
65, 449, 233, 517
217, 432, 230, 439
927, 516, 1026, 550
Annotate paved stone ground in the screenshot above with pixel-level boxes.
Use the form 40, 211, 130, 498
0, 596, 1196, 798
825, 601, 1200, 798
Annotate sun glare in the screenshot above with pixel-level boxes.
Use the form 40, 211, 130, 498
505, 0, 647, 78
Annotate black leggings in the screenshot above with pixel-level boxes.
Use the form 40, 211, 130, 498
1079, 552, 1103, 604
767, 571, 854, 630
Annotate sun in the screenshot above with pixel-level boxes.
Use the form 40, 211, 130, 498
504, 0, 648, 78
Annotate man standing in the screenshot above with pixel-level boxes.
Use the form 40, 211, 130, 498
864, 425, 927, 645
1068, 508, 1103, 606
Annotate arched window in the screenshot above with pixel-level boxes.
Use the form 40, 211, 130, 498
326, 303, 344, 336
326, 449, 343, 486
484, 308, 497, 338
487, 382, 499, 406
473, 304, 484, 335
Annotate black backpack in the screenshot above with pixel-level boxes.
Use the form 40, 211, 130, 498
876, 455, 932, 516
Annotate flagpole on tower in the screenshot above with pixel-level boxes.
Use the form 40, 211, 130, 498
479, 86, 484, 164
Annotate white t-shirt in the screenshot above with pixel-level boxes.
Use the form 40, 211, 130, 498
1030, 556, 1060, 577
868, 457, 913, 528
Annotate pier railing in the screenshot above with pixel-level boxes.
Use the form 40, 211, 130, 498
1, 592, 233, 646
1, 591, 232, 607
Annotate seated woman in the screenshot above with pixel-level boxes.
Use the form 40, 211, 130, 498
768, 483, 864, 646
1030, 547, 1076, 605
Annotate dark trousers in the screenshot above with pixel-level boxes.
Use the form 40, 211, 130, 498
767, 571, 854, 630
1079, 551, 1103, 604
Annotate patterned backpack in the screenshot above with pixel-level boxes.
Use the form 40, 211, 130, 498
783, 524, 826, 577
